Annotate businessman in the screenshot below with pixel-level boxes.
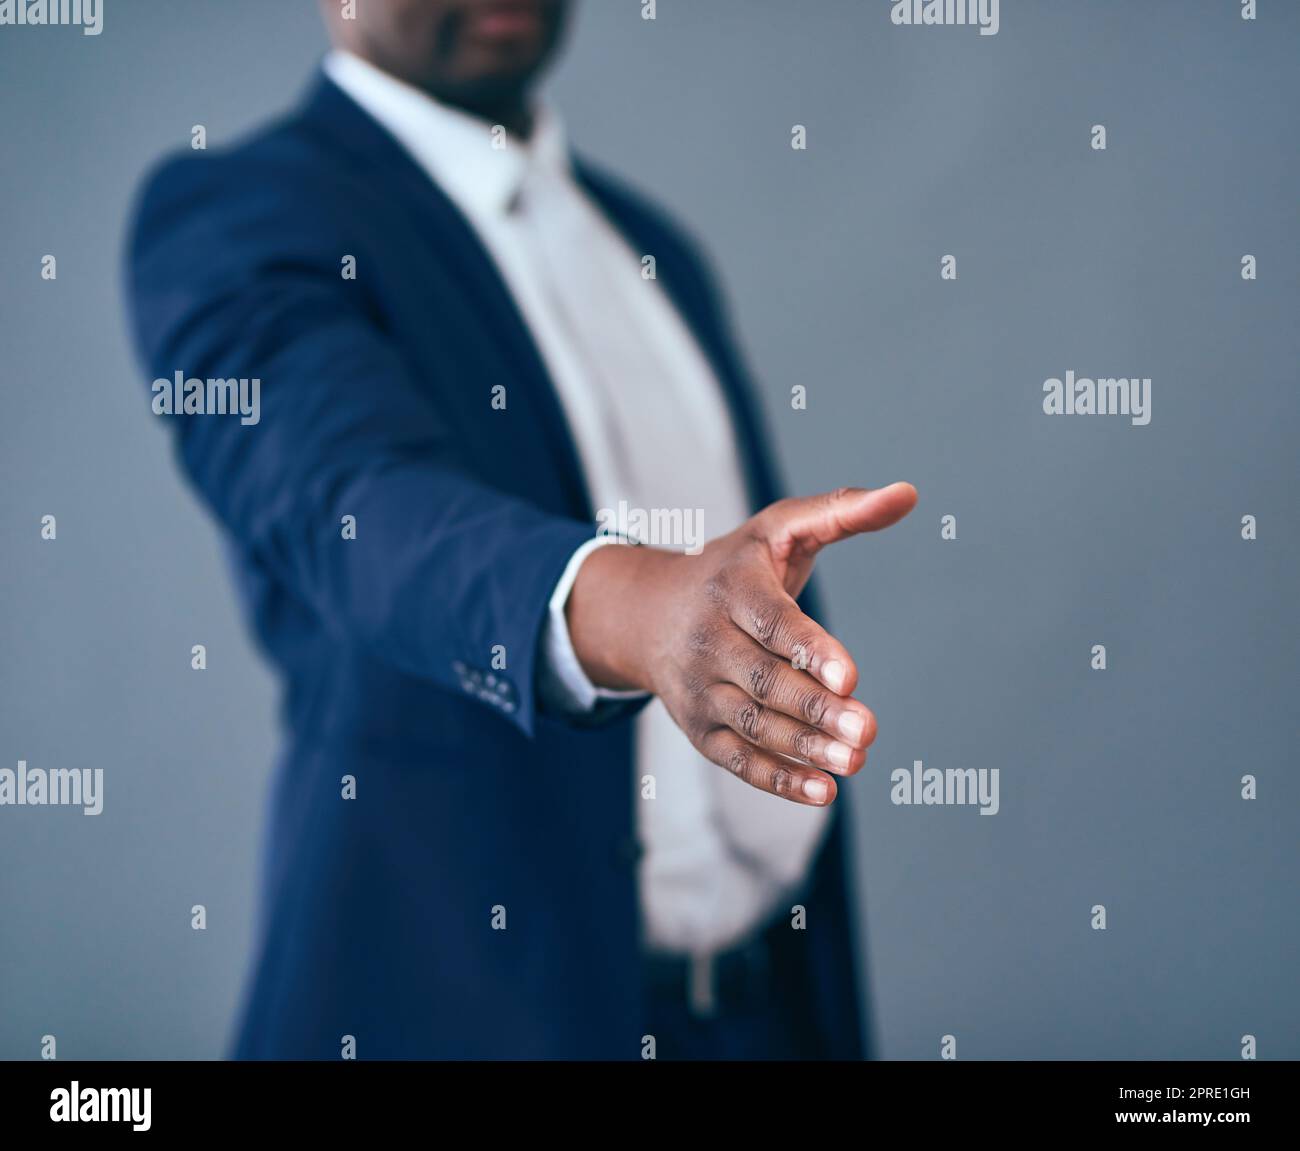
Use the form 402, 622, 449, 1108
127, 0, 917, 1060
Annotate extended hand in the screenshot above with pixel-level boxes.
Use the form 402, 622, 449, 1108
566, 484, 918, 806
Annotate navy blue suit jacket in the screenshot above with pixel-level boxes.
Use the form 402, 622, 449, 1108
126, 71, 870, 1060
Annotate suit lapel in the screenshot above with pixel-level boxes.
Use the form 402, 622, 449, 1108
298, 72, 781, 525
572, 160, 783, 514
299, 73, 596, 520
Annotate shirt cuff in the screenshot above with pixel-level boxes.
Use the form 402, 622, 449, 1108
537, 534, 651, 715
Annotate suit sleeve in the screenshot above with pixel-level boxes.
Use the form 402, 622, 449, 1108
126, 151, 597, 738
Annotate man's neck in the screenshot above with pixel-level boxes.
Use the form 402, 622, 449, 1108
450, 97, 533, 140
336, 47, 536, 139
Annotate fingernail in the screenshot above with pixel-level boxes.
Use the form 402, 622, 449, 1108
838, 712, 866, 744
822, 659, 846, 692
803, 776, 830, 803
827, 741, 853, 770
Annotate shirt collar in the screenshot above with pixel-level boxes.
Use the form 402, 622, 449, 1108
321, 48, 570, 218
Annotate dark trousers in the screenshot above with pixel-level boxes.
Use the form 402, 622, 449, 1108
642, 913, 835, 1060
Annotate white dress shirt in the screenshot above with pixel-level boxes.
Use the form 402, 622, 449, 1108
323, 50, 831, 960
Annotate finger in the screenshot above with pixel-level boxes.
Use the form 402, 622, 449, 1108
757, 483, 918, 563
706, 683, 867, 777
730, 579, 858, 694
719, 631, 878, 751
698, 726, 838, 806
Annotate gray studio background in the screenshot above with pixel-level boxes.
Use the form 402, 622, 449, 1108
2, 0, 1296, 1060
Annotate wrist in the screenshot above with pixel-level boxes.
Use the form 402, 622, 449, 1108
566, 541, 681, 694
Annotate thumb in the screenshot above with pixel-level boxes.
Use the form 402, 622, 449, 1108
757, 483, 918, 562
